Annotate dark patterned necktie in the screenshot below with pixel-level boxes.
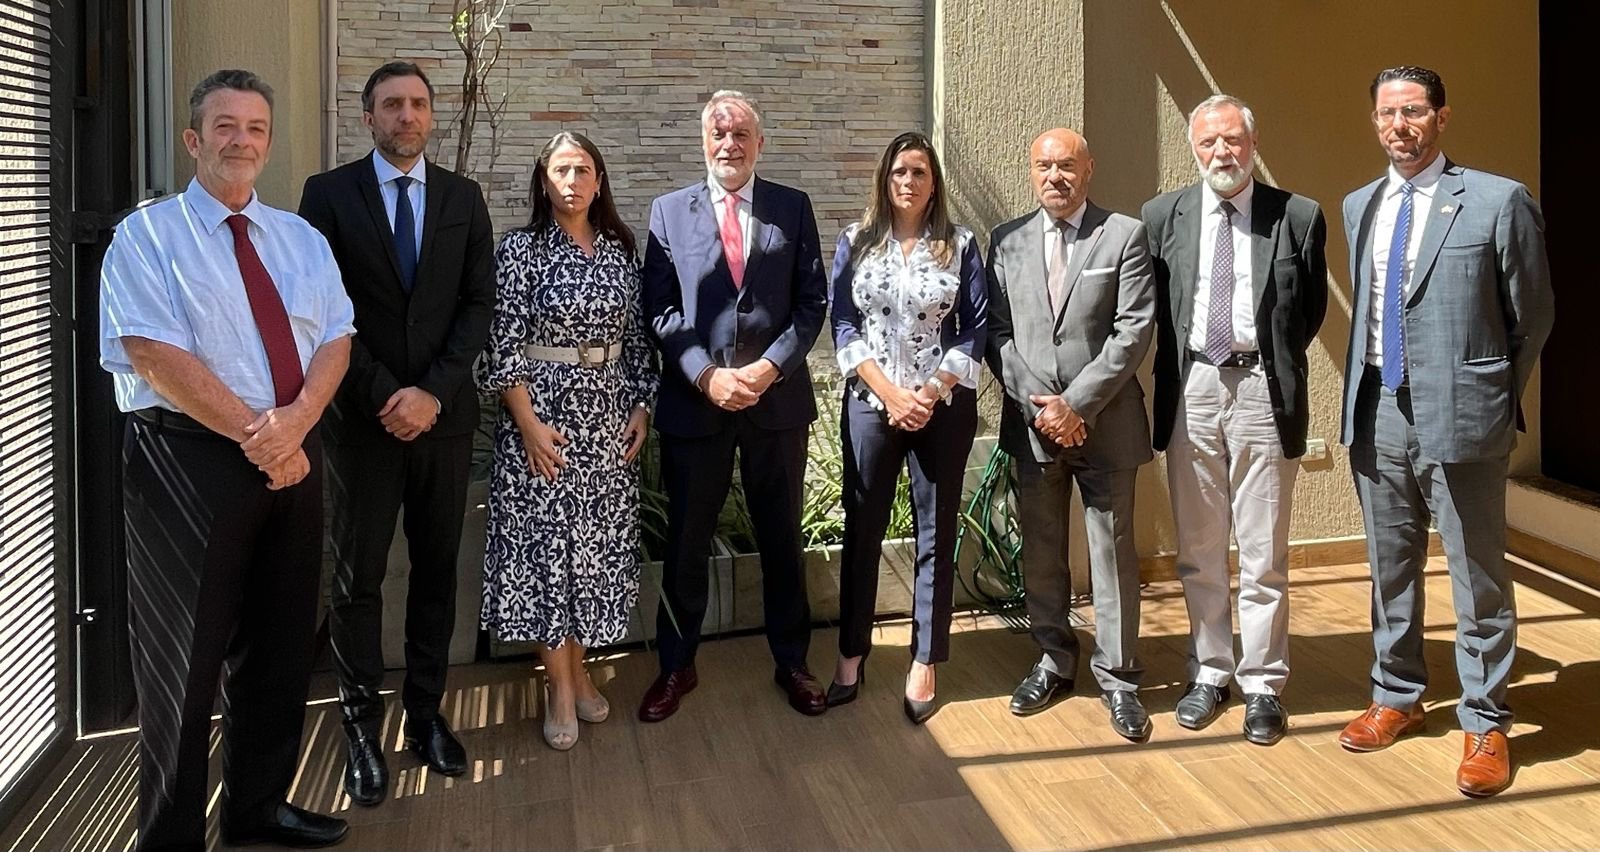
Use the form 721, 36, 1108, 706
225, 214, 303, 407
1203, 200, 1237, 364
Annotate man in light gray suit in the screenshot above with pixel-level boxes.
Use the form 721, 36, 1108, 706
1337, 66, 1552, 798
986, 128, 1156, 741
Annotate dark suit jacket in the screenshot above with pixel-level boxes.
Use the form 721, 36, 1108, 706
1143, 182, 1328, 458
984, 202, 1156, 470
642, 176, 828, 438
1338, 160, 1554, 463
298, 156, 495, 440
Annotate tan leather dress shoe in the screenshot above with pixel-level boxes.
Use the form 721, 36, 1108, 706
1338, 702, 1426, 752
1457, 730, 1512, 797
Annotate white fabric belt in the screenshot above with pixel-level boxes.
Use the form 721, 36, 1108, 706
524, 341, 623, 367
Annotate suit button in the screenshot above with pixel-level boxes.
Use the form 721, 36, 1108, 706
738, 301, 753, 314
1053, 336, 1062, 345
408, 319, 417, 327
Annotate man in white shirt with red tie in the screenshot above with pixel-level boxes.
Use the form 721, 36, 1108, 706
99, 69, 353, 850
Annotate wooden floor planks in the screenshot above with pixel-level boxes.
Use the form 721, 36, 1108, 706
4, 557, 1600, 851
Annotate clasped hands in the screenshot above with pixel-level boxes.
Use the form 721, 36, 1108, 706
1030, 394, 1087, 447
239, 401, 315, 491
698, 361, 780, 411
240, 386, 440, 490
883, 384, 939, 431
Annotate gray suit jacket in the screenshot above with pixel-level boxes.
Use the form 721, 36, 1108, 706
1338, 160, 1554, 463
1144, 182, 1327, 458
985, 202, 1156, 469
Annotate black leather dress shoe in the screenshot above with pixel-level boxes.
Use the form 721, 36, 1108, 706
826, 667, 865, 708
342, 725, 388, 806
1243, 693, 1287, 746
1010, 664, 1072, 716
405, 715, 467, 776
1102, 689, 1153, 741
1174, 682, 1230, 731
221, 802, 349, 848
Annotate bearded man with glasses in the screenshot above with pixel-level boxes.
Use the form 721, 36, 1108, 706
1336, 65, 1553, 798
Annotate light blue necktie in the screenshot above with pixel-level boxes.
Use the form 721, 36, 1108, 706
1380, 181, 1415, 391
393, 175, 417, 293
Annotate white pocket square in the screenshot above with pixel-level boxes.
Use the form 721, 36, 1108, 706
1082, 266, 1116, 275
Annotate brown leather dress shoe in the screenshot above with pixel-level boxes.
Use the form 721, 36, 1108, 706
1457, 730, 1512, 797
774, 665, 827, 716
1338, 702, 1426, 752
638, 666, 698, 723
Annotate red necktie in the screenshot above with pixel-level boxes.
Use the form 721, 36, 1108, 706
720, 193, 745, 288
226, 214, 304, 407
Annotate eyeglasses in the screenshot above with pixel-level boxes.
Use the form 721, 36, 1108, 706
1372, 104, 1436, 124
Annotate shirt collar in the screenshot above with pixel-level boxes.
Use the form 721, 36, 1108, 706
1040, 203, 1087, 232
372, 149, 428, 186
1202, 177, 1254, 217
707, 173, 756, 206
183, 177, 267, 236
1387, 152, 1447, 195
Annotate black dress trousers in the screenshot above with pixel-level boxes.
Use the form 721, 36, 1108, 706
123, 412, 323, 851
324, 429, 472, 730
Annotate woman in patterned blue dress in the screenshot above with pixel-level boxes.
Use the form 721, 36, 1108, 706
826, 132, 987, 724
479, 132, 658, 750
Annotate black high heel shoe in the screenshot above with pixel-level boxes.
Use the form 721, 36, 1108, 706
826, 665, 865, 707
904, 666, 938, 725
903, 693, 937, 725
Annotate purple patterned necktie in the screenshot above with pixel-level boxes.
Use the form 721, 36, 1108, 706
1204, 200, 1237, 364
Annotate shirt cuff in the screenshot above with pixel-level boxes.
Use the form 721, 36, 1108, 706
936, 349, 980, 389
835, 340, 873, 378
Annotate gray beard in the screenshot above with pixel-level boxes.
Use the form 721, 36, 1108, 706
1201, 163, 1247, 195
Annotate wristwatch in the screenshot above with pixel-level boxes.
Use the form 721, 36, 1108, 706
926, 375, 953, 405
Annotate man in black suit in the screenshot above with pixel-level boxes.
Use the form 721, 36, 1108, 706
1143, 95, 1327, 745
637, 90, 830, 722
298, 61, 494, 805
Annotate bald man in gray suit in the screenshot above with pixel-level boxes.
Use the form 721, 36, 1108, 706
986, 128, 1156, 741
1337, 66, 1553, 798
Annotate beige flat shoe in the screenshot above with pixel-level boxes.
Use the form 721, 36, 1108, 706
542, 681, 579, 750
576, 693, 610, 724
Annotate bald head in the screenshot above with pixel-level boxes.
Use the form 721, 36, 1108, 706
1030, 128, 1094, 219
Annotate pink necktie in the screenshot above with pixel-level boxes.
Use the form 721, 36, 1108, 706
720, 193, 745, 288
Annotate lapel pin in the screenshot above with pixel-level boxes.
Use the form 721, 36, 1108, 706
1440, 205, 1454, 213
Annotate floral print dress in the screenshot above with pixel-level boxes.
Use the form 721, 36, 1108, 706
478, 226, 658, 647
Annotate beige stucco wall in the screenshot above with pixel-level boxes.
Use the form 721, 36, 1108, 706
933, 0, 1542, 557
170, 0, 324, 210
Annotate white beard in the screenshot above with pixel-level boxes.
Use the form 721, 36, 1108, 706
1199, 157, 1249, 195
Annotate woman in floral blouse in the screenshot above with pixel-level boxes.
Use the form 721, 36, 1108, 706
478, 132, 658, 750
826, 131, 987, 724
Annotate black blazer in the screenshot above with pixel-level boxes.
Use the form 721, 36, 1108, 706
642, 177, 828, 438
1143, 182, 1328, 458
299, 156, 495, 440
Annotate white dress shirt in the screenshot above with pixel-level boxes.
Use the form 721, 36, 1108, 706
706, 173, 755, 262
99, 178, 356, 413
373, 149, 427, 257
1366, 153, 1448, 367
1040, 203, 1086, 270
1187, 178, 1257, 352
